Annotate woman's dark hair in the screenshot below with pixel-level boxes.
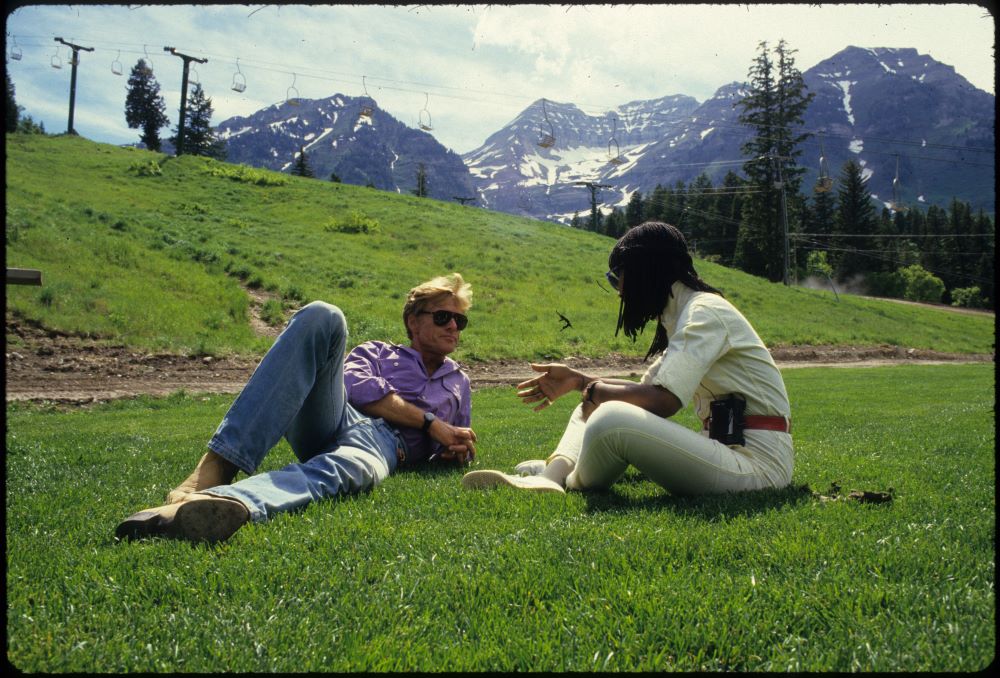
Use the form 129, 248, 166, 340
609, 221, 722, 360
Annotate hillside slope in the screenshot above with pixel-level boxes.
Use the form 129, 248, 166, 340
5, 135, 994, 361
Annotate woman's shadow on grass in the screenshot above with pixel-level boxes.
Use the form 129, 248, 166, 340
579, 475, 815, 520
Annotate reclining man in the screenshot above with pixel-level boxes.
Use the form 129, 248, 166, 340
116, 273, 476, 544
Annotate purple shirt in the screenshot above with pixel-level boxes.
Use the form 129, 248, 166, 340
344, 340, 472, 464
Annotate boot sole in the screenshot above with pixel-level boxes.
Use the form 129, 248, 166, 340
115, 497, 248, 543
462, 470, 565, 494
169, 497, 249, 543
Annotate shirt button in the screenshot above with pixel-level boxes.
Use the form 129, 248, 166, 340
394, 362, 399, 366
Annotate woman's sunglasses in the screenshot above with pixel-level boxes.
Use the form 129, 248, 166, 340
418, 310, 469, 331
605, 269, 621, 291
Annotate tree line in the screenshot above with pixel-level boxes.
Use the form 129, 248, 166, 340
569, 40, 994, 309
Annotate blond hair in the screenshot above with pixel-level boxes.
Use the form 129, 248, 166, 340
403, 273, 472, 339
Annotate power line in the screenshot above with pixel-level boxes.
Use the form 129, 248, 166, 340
794, 232, 994, 238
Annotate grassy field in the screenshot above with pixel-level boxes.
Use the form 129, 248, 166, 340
5, 363, 994, 671
5, 134, 994, 360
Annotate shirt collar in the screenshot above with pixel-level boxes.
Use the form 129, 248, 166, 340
396, 344, 462, 379
660, 280, 695, 335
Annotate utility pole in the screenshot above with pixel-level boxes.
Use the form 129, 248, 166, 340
164, 47, 208, 156
54, 38, 93, 135
575, 181, 612, 232
769, 151, 792, 286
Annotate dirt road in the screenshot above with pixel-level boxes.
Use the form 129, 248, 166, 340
6, 315, 992, 405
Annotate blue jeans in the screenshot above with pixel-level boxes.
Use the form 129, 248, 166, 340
202, 301, 405, 523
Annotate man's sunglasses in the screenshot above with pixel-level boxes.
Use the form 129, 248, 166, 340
418, 310, 469, 330
605, 269, 621, 291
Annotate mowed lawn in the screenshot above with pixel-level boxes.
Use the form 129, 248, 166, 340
5, 363, 995, 671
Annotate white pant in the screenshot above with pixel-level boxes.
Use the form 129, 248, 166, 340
551, 402, 793, 495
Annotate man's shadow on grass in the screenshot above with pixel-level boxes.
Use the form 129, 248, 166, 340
579, 476, 815, 520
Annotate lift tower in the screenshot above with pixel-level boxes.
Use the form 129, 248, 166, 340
575, 182, 612, 232
54, 38, 93, 135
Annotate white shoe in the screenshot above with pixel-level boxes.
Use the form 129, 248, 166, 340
462, 469, 565, 494
513, 459, 547, 476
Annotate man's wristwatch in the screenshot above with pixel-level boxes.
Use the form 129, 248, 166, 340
421, 411, 436, 433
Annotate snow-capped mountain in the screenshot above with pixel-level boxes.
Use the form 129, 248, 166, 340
462, 95, 699, 220
216, 94, 475, 201
463, 46, 995, 221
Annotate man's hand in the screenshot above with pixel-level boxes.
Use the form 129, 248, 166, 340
516, 363, 588, 412
429, 420, 477, 464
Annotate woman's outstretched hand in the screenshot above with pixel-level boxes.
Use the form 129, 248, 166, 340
516, 363, 586, 412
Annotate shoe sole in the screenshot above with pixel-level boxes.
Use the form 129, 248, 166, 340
170, 497, 248, 543
115, 497, 248, 543
462, 470, 565, 494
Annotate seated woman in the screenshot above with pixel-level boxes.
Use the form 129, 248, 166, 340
117, 273, 476, 543
463, 222, 793, 496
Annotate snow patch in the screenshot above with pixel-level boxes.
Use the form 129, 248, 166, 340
860, 167, 873, 183
700, 127, 715, 140
220, 125, 253, 140
834, 81, 856, 124
848, 138, 864, 154
918, 195, 926, 203
353, 115, 372, 133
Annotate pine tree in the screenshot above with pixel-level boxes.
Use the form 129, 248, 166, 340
290, 145, 314, 177
712, 171, 747, 265
833, 160, 877, 279
6, 61, 18, 133
124, 59, 169, 151
411, 163, 428, 197
625, 190, 644, 228
167, 83, 226, 160
734, 40, 814, 282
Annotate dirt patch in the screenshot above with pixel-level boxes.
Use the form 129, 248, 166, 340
5, 312, 993, 405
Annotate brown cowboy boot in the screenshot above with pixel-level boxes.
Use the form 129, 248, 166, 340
115, 493, 249, 544
166, 451, 240, 504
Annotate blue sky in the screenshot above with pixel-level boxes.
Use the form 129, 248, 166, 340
5, 3, 995, 154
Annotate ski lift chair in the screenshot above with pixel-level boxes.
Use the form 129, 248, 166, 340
418, 92, 433, 131
607, 139, 625, 166
231, 59, 247, 93
11, 37, 23, 61
536, 98, 557, 149
111, 50, 123, 75
814, 133, 833, 192
140, 46, 154, 75
358, 76, 376, 119
286, 73, 301, 106
606, 115, 625, 165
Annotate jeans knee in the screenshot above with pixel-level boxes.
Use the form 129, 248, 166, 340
294, 301, 347, 338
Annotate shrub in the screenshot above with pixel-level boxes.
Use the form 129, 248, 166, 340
323, 210, 381, 234
898, 264, 945, 304
127, 159, 162, 176
260, 299, 286, 326
950, 286, 988, 309
203, 163, 288, 186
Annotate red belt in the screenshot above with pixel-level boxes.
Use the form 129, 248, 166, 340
703, 415, 791, 434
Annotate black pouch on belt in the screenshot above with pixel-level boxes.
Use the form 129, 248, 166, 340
709, 395, 746, 446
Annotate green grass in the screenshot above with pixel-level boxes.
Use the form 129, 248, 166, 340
6, 364, 994, 671
5, 134, 995, 359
